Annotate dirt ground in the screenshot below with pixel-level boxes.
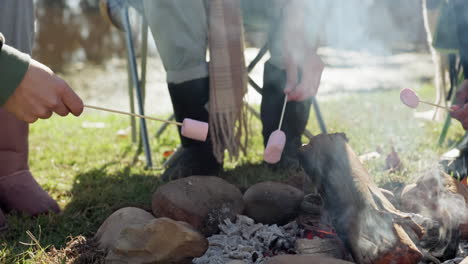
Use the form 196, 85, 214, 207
62, 47, 434, 115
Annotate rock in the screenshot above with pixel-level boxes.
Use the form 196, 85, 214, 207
225, 261, 246, 264
265, 255, 353, 264
243, 181, 304, 225
95, 207, 155, 250
106, 217, 208, 264
152, 176, 244, 236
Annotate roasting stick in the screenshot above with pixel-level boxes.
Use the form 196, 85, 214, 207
84, 104, 183, 126
84, 104, 209, 142
400, 88, 452, 112
418, 100, 452, 111
278, 95, 288, 130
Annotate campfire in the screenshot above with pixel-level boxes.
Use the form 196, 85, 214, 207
94, 133, 468, 264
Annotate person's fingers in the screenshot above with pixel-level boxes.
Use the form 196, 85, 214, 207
450, 110, 462, 120
288, 85, 307, 101
32, 101, 53, 119
450, 105, 463, 120
23, 114, 38, 124
289, 72, 322, 102
290, 81, 318, 101
59, 79, 84, 116
451, 103, 468, 123
39, 110, 53, 119
451, 105, 461, 111
53, 100, 70, 117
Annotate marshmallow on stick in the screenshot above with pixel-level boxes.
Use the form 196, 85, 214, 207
84, 105, 208, 142
264, 96, 288, 164
400, 88, 451, 111
181, 118, 209, 142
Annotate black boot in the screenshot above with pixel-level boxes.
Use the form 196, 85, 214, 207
161, 77, 221, 181
261, 61, 312, 169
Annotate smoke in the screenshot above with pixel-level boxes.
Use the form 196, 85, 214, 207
405, 166, 468, 258
295, 0, 424, 54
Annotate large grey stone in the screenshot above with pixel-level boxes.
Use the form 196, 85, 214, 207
243, 181, 304, 225
152, 176, 244, 236
95, 207, 155, 250
106, 217, 208, 264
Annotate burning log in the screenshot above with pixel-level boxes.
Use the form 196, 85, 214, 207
299, 133, 424, 264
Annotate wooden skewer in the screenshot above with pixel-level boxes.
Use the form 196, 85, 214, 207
84, 104, 183, 126
278, 95, 288, 130
419, 100, 452, 111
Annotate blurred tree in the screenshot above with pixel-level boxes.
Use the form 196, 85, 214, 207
34, 0, 125, 71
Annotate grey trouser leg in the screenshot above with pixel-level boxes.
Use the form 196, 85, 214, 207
143, 0, 286, 83
0, 0, 35, 54
143, 0, 209, 84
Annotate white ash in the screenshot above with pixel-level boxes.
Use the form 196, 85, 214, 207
193, 215, 301, 264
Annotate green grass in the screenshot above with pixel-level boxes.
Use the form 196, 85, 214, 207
0, 86, 465, 263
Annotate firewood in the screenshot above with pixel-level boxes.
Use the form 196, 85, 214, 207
299, 133, 424, 264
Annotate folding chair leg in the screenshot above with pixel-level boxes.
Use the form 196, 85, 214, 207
140, 17, 148, 102
312, 97, 327, 134
156, 114, 175, 138
126, 55, 137, 143
122, 7, 153, 168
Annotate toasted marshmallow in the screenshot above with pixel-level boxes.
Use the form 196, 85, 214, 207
400, 88, 420, 108
181, 118, 209, 142
264, 130, 286, 164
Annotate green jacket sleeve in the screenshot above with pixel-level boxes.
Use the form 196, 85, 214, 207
0, 32, 31, 106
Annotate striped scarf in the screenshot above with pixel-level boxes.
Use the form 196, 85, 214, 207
208, 0, 248, 162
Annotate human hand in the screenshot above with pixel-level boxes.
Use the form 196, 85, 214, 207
283, 51, 324, 102
450, 80, 468, 129
281, 0, 325, 102
3, 59, 84, 123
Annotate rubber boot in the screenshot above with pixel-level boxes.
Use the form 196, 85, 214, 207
261, 61, 312, 169
161, 77, 221, 181
0, 109, 60, 217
